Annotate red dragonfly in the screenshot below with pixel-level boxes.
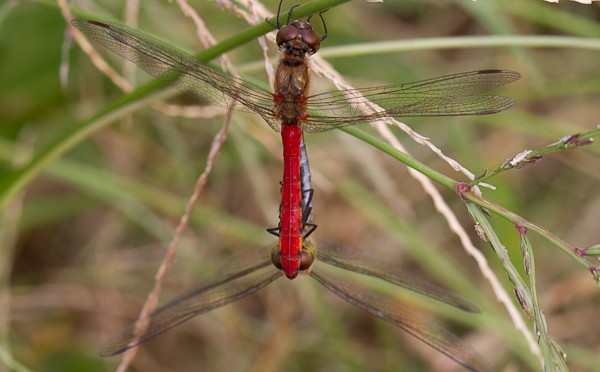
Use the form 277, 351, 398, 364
71, 16, 520, 281
98, 138, 490, 371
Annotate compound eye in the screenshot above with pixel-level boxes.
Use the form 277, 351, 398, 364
271, 249, 283, 270
300, 29, 321, 53
299, 250, 315, 271
276, 24, 300, 46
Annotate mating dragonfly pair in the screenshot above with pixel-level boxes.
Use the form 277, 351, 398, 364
72, 4, 519, 371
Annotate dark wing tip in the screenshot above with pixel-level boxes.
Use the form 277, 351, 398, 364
86, 19, 110, 28
477, 69, 503, 74
71, 18, 105, 28
478, 69, 522, 82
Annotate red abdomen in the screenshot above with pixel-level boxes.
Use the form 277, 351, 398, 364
278, 125, 303, 279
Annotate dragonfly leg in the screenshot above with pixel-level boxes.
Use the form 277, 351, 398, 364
307, 9, 329, 41
266, 226, 280, 237
302, 223, 317, 238
286, 4, 300, 25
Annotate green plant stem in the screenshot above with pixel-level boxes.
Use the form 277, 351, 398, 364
521, 231, 569, 370
472, 128, 599, 185
341, 126, 594, 273
465, 203, 543, 367
464, 191, 590, 268
340, 126, 457, 189
319, 35, 600, 59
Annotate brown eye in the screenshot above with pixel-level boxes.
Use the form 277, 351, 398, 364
299, 250, 315, 271
276, 24, 299, 46
271, 249, 283, 270
300, 29, 320, 53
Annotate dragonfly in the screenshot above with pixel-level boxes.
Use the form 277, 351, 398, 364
99, 138, 490, 371
71, 12, 520, 281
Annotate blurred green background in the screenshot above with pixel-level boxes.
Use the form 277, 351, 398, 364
1, 0, 599, 371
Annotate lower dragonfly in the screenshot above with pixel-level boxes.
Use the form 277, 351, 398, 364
100, 140, 490, 372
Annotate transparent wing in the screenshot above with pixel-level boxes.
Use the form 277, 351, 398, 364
100, 248, 281, 356
304, 70, 520, 133
71, 19, 519, 136
71, 19, 280, 131
310, 265, 490, 372
317, 239, 479, 312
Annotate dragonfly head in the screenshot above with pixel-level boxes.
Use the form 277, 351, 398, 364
271, 243, 316, 279
276, 20, 321, 57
